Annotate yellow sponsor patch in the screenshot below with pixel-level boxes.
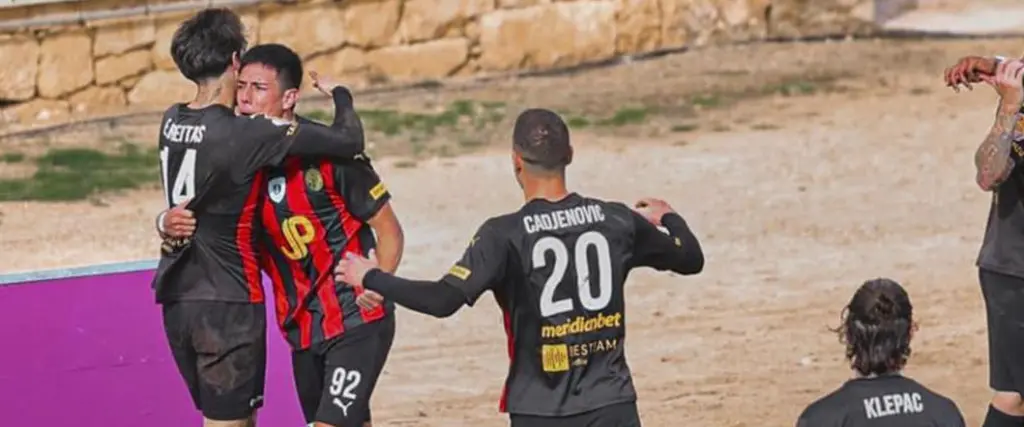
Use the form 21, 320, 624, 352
448, 265, 471, 280
674, 237, 682, 247
541, 344, 569, 372
369, 182, 387, 200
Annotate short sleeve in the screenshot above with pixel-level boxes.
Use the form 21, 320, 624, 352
335, 157, 391, 222
629, 210, 687, 270
442, 222, 508, 306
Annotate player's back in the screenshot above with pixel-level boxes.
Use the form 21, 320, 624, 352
796, 375, 964, 427
153, 103, 293, 304
487, 192, 653, 417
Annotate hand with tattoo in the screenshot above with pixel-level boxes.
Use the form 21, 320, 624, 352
974, 59, 1024, 191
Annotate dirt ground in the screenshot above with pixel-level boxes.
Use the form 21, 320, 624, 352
3, 36, 1024, 426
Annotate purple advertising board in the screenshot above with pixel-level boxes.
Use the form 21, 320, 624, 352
0, 261, 304, 426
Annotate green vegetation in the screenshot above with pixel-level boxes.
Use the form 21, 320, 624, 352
305, 99, 507, 137
1, 152, 25, 163
0, 143, 158, 202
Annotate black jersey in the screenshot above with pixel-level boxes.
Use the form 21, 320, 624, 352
152, 89, 365, 304
440, 193, 703, 416
796, 375, 965, 427
977, 111, 1024, 279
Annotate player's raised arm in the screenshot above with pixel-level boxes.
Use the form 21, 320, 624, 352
284, 84, 365, 157
630, 197, 704, 275
974, 59, 1024, 191
334, 221, 506, 318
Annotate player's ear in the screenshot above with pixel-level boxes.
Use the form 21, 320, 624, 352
231, 51, 241, 72
512, 151, 524, 173
281, 88, 299, 111
564, 146, 574, 166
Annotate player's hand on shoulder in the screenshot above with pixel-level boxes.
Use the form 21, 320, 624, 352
163, 198, 196, 238
634, 197, 676, 227
309, 70, 349, 97
334, 249, 380, 288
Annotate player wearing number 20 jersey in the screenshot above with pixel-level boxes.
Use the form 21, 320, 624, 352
335, 109, 705, 426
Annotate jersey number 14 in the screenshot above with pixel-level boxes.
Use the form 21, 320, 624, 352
533, 231, 614, 317
159, 146, 197, 206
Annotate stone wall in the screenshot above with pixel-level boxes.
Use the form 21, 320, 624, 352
0, 0, 878, 124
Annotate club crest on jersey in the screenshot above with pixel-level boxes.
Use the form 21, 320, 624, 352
305, 168, 323, 192
268, 176, 286, 204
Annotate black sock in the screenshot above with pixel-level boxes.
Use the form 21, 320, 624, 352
983, 405, 1024, 427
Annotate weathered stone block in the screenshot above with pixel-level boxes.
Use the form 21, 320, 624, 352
0, 36, 39, 101
38, 31, 94, 98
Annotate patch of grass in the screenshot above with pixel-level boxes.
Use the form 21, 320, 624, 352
567, 116, 591, 128
305, 99, 506, 137
671, 124, 699, 133
458, 139, 485, 149
393, 160, 418, 168
690, 95, 722, 108
0, 143, 158, 202
751, 123, 779, 130
1, 152, 25, 163
909, 87, 930, 95
598, 107, 651, 127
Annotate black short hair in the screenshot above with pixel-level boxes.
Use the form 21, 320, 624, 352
240, 43, 303, 91
833, 278, 914, 376
170, 8, 248, 83
513, 108, 572, 171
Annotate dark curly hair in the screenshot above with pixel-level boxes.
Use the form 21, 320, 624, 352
832, 278, 915, 377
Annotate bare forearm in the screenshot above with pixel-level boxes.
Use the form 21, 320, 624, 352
975, 102, 1021, 190
374, 231, 404, 274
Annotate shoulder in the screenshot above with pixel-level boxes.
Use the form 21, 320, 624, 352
479, 213, 521, 239
908, 379, 963, 415
796, 385, 849, 426
580, 195, 640, 229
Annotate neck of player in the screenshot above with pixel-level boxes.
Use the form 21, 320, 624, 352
522, 174, 570, 203
189, 73, 236, 109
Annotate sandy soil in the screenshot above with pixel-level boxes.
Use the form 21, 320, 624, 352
3, 36, 1024, 426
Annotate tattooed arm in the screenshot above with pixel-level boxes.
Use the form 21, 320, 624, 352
974, 102, 1020, 191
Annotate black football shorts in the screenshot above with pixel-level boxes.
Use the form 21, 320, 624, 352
510, 401, 642, 427
292, 314, 396, 426
980, 268, 1024, 395
162, 301, 267, 421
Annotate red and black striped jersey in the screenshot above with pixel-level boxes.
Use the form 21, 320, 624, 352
259, 150, 393, 350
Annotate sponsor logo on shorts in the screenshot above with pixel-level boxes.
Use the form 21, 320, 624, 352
540, 312, 622, 339
249, 395, 264, 408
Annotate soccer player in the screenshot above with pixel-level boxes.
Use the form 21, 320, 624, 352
152, 9, 366, 427
333, 108, 705, 426
795, 278, 965, 427
162, 43, 403, 427
946, 55, 1024, 427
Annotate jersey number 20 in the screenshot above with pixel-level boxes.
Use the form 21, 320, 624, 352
159, 146, 197, 206
533, 231, 613, 317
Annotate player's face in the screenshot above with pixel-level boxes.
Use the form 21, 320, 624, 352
237, 63, 295, 117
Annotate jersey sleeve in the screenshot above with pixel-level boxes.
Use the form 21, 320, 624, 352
234, 114, 300, 171
336, 157, 391, 222
629, 210, 704, 274
441, 221, 507, 306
